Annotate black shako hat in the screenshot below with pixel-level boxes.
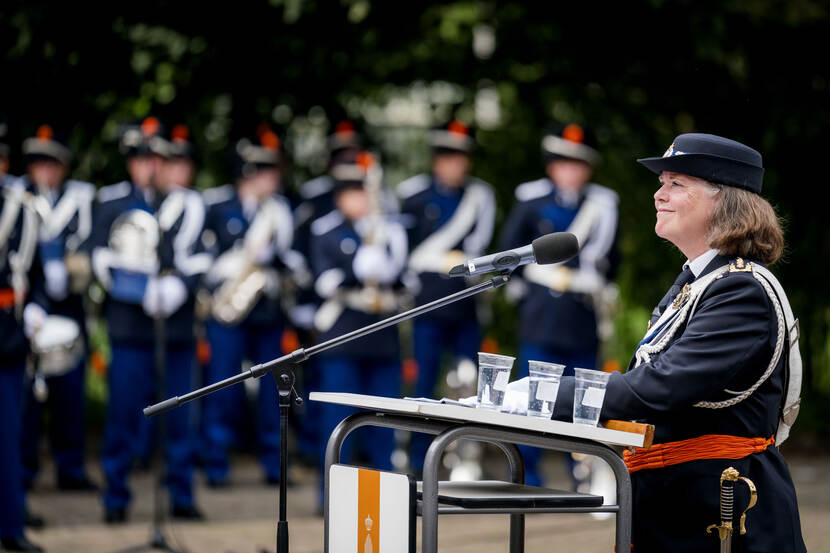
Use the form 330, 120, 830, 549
167, 124, 195, 160
429, 120, 475, 155
637, 133, 764, 194
233, 125, 281, 180
331, 151, 373, 194
119, 117, 169, 159
23, 124, 72, 165
542, 123, 600, 166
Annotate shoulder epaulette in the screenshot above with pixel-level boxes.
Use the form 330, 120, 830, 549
96, 181, 131, 203
311, 209, 344, 236
299, 175, 334, 200
515, 178, 553, 202
396, 174, 431, 200
202, 184, 235, 205
585, 183, 619, 206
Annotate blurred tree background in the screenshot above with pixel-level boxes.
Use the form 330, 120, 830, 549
2, 0, 828, 444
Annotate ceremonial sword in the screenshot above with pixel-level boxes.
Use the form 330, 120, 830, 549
706, 466, 758, 553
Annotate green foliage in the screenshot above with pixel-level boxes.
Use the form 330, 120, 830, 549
2, 0, 828, 437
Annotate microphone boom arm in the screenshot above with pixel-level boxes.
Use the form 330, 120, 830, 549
144, 272, 512, 418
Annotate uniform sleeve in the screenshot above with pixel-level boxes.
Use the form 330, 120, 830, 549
552, 274, 776, 421
309, 231, 359, 299
168, 192, 212, 292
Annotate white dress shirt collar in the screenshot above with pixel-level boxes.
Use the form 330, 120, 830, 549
685, 248, 720, 278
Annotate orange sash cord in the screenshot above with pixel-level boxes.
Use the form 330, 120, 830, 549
624, 433, 775, 473
0, 288, 16, 310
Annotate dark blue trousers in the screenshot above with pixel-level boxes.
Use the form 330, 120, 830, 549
101, 343, 195, 510
0, 362, 25, 539
202, 321, 282, 482
317, 355, 401, 504
409, 318, 479, 471
22, 358, 88, 488
517, 343, 597, 487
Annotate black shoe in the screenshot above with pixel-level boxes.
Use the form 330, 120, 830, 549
0, 536, 44, 552
170, 505, 204, 521
23, 510, 45, 529
104, 508, 127, 524
57, 475, 98, 492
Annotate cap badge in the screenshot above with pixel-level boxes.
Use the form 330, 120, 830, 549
663, 142, 686, 158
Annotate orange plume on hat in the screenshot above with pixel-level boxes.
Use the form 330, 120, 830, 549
355, 151, 375, 171
257, 124, 280, 151
334, 121, 356, 136
141, 117, 160, 136
36, 125, 54, 141
448, 120, 469, 136
171, 124, 190, 142
562, 124, 584, 144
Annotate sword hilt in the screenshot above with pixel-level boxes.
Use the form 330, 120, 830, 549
706, 467, 739, 542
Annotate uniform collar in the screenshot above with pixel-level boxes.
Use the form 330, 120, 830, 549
684, 248, 721, 278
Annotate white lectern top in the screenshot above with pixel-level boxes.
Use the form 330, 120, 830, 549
309, 392, 647, 448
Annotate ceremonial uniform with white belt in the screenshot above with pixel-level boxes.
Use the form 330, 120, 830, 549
396, 121, 495, 470
552, 134, 806, 552
92, 118, 209, 521
200, 130, 296, 486
500, 125, 619, 375
291, 121, 362, 462
17, 126, 97, 492
1, 176, 48, 552
499, 124, 619, 488
310, 159, 408, 490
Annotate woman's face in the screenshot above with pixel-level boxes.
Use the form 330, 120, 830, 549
654, 171, 719, 259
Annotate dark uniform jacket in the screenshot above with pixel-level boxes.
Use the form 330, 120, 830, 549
309, 210, 407, 359
553, 255, 806, 553
202, 184, 294, 328
22, 176, 94, 332
1, 181, 47, 365
397, 173, 494, 323
90, 181, 209, 346
499, 178, 620, 353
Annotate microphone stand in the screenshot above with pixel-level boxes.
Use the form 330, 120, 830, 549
144, 271, 513, 553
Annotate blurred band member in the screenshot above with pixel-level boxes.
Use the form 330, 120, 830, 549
499, 123, 620, 487
396, 120, 495, 472
200, 127, 295, 487
1, 151, 48, 552
92, 117, 209, 522
19, 125, 97, 492
310, 154, 408, 503
291, 120, 362, 462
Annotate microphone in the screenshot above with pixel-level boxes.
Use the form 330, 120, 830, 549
448, 232, 579, 277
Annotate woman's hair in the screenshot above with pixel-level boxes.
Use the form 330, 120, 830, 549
708, 184, 785, 265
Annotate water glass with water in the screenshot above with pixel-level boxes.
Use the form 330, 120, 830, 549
572, 367, 610, 426
527, 360, 565, 418
476, 352, 515, 410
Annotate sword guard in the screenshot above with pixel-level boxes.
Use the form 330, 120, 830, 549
706, 522, 732, 541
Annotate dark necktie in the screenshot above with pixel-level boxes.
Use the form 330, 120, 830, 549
649, 266, 695, 326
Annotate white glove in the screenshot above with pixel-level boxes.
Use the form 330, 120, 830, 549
44, 259, 69, 301
143, 275, 188, 318
353, 244, 398, 284
501, 377, 530, 414
23, 303, 48, 339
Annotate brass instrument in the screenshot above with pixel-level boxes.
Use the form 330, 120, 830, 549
706, 467, 758, 553
210, 197, 282, 326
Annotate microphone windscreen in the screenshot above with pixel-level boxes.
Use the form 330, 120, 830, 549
531, 232, 579, 265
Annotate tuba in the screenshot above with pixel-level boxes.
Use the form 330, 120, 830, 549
209, 198, 282, 326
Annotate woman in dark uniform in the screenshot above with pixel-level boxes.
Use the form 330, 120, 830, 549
553, 133, 806, 552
